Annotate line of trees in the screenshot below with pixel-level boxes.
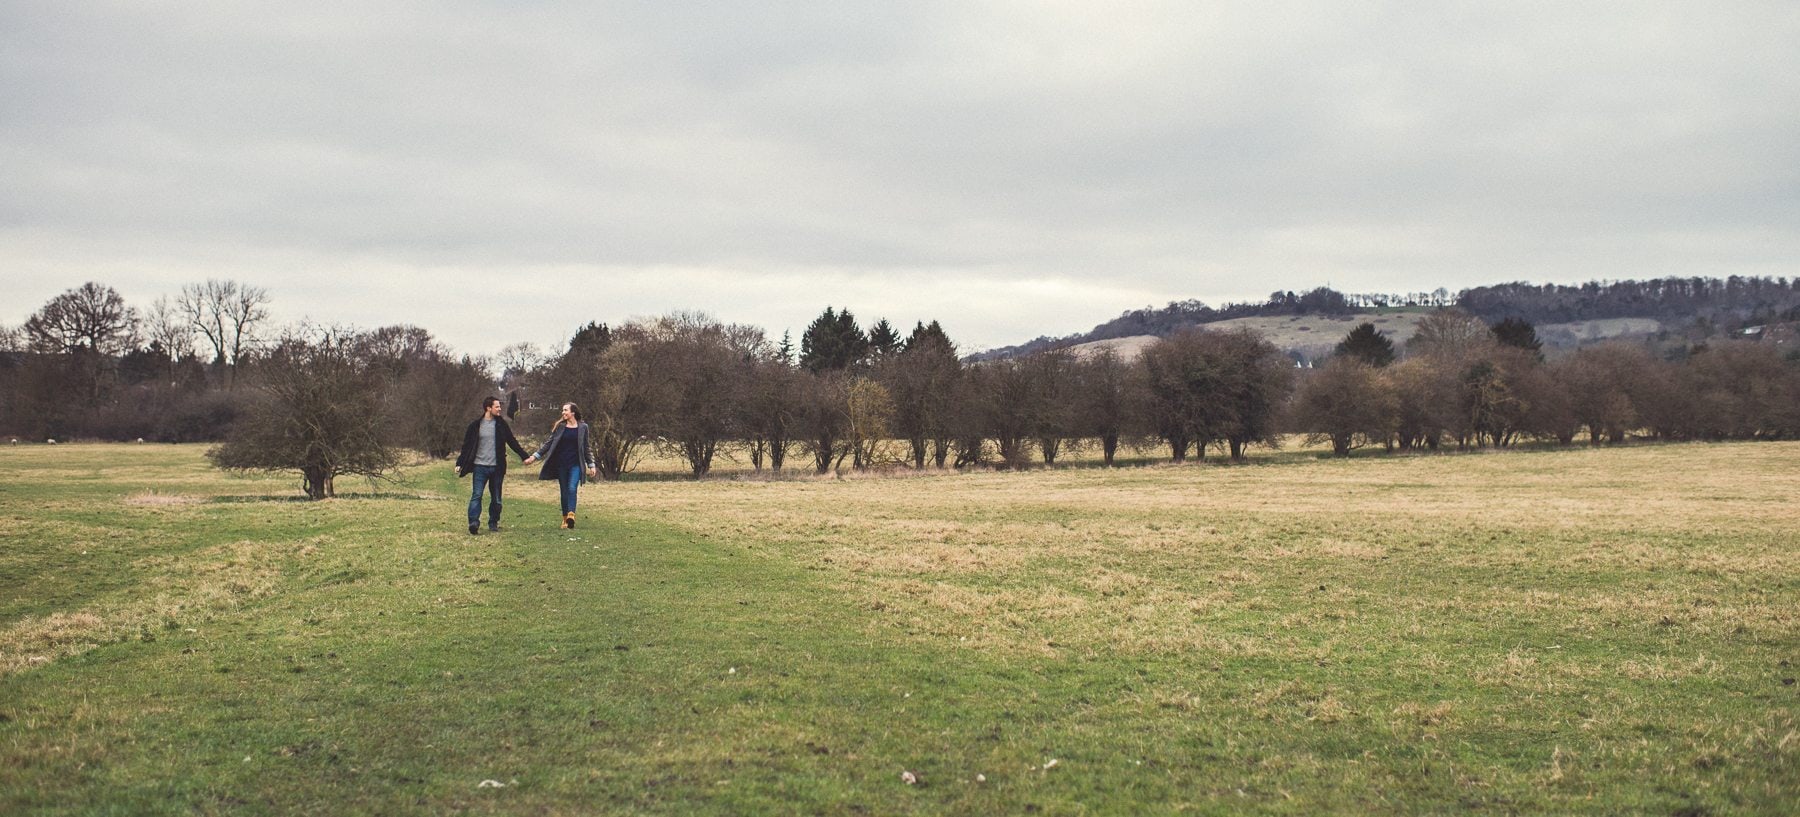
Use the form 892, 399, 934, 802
1457, 277, 1800, 327
515, 306, 1797, 481
1, 283, 489, 467
1290, 312, 1800, 456
1, 281, 273, 441
6, 281, 1797, 496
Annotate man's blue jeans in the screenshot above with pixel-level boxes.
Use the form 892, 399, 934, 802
468, 465, 503, 528
558, 463, 583, 514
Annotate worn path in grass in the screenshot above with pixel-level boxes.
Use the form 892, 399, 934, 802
2, 444, 1796, 815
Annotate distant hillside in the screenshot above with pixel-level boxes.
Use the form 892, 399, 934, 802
975, 276, 1800, 362
1066, 314, 1665, 364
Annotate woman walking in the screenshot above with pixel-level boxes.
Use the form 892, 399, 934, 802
522, 402, 597, 529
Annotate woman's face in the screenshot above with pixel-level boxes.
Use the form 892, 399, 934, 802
561, 405, 575, 423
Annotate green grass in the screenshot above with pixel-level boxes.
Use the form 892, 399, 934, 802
1, 442, 1795, 815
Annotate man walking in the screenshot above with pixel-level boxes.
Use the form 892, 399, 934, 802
455, 396, 529, 534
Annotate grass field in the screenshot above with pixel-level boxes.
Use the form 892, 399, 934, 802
1, 441, 1795, 814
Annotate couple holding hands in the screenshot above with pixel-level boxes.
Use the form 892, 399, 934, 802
454, 397, 596, 533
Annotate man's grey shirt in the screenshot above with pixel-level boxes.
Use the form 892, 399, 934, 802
475, 418, 498, 467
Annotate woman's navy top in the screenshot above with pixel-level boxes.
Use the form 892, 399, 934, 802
550, 424, 583, 470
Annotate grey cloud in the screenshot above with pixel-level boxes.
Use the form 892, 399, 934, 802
3, 1, 1796, 354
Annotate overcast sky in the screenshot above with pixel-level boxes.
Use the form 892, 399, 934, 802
4, 1, 1797, 357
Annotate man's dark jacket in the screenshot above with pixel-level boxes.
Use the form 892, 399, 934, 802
455, 416, 529, 477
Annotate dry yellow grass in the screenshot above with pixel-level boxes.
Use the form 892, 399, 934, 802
565, 441, 1800, 661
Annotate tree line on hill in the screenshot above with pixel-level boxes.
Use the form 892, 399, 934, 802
1455, 277, 1800, 327
982, 276, 1800, 360
3, 280, 1797, 498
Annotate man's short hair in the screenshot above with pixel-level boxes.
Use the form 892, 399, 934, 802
482, 396, 501, 409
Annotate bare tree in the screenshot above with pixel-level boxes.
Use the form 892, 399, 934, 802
539, 325, 655, 481
1071, 349, 1133, 465
1138, 329, 1233, 461
178, 279, 270, 388
1215, 329, 1295, 460
1290, 359, 1396, 456
846, 376, 897, 469
497, 341, 551, 389
1556, 343, 1658, 444
640, 312, 764, 478
1021, 348, 1078, 464
1677, 341, 1800, 440
964, 357, 1041, 468
210, 327, 398, 499
23, 282, 139, 356
348, 325, 495, 458
144, 296, 197, 377
742, 356, 802, 471
23, 282, 140, 403
1386, 357, 1449, 450
1405, 308, 1494, 361
797, 371, 854, 474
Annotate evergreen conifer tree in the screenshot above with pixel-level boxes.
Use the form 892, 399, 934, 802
1334, 322, 1395, 367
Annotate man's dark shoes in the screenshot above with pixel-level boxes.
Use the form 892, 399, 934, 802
487, 524, 501, 532
469, 523, 480, 535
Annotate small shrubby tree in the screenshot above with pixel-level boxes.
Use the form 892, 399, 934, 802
395, 355, 495, 458
1071, 349, 1132, 465
1137, 328, 1289, 461
210, 327, 398, 500
1291, 359, 1395, 456
1383, 358, 1447, 450
797, 370, 854, 473
1678, 341, 1800, 439
963, 356, 1044, 468
549, 322, 660, 480
845, 376, 897, 469
352, 325, 495, 458
741, 355, 802, 472
1556, 343, 1654, 444
1214, 329, 1294, 460
643, 313, 769, 478
1137, 330, 1221, 462
1021, 348, 1078, 464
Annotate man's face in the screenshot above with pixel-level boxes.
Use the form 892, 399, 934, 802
485, 401, 502, 418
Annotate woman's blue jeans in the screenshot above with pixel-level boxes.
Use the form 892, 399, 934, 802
558, 463, 583, 514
